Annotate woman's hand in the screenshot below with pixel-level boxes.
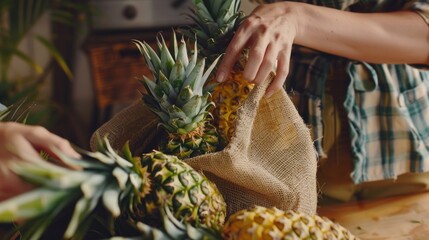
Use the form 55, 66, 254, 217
0, 122, 80, 200
216, 2, 300, 97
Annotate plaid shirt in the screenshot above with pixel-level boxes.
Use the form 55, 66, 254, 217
280, 0, 429, 183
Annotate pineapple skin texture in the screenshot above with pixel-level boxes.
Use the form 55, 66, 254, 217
222, 206, 357, 240
211, 70, 254, 143
210, 49, 254, 144
130, 151, 227, 230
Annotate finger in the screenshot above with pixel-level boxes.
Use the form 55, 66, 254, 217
7, 133, 44, 163
266, 49, 290, 98
253, 43, 277, 85
23, 126, 81, 159
243, 37, 269, 82
216, 20, 254, 83
23, 127, 82, 170
216, 42, 245, 82
41, 135, 80, 159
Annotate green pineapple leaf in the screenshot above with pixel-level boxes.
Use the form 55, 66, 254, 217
159, 71, 178, 100
169, 60, 186, 95
179, 59, 205, 102
159, 35, 175, 76
182, 95, 203, 118
177, 37, 189, 67
0, 189, 70, 221
185, 41, 198, 78
102, 183, 121, 218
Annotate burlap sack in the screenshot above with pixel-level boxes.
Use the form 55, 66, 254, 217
90, 78, 318, 215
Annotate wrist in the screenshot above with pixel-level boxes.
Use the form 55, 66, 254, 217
278, 2, 308, 44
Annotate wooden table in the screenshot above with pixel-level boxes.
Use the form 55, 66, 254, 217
317, 192, 429, 239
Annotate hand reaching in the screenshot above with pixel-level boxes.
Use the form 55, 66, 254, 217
0, 122, 80, 200
216, 2, 429, 97
216, 2, 299, 97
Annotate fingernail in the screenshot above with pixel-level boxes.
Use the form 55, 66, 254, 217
217, 71, 226, 82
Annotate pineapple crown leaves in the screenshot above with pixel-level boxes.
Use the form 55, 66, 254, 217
0, 136, 146, 239
189, 0, 241, 36
134, 32, 220, 105
164, 95, 214, 134
133, 31, 221, 135
182, 0, 245, 59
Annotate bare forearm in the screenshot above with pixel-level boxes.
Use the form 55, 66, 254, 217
293, 3, 429, 64
216, 1, 429, 96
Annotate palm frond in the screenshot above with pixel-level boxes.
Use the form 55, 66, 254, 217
35, 35, 73, 80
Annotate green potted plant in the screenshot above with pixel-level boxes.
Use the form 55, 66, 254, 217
0, 0, 91, 124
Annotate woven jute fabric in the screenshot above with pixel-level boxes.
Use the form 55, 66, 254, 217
90, 78, 318, 216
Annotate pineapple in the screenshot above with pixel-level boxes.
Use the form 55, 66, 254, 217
222, 206, 357, 240
129, 150, 226, 230
185, 0, 254, 143
133, 31, 222, 158
0, 136, 226, 239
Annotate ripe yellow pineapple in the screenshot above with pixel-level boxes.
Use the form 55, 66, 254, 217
186, 0, 254, 143
223, 206, 358, 240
